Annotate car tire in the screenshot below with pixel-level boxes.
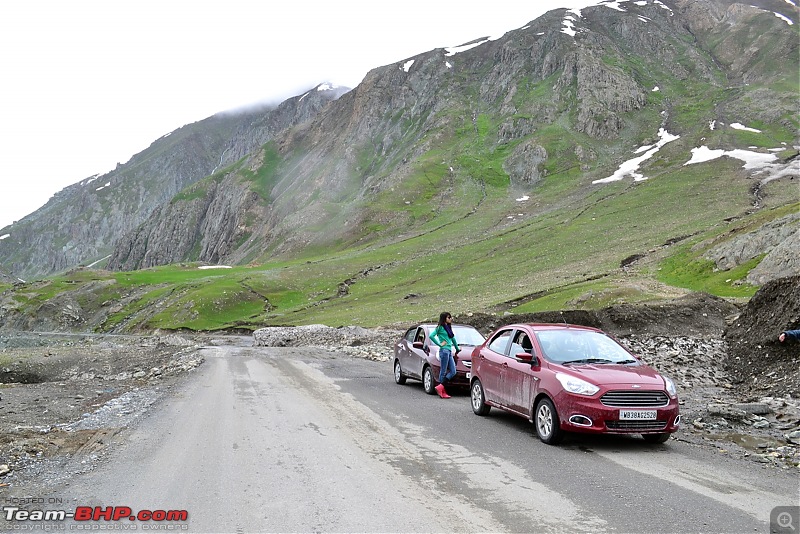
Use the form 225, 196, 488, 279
471, 379, 491, 415
423, 366, 436, 395
642, 433, 670, 444
393, 360, 407, 385
534, 398, 564, 445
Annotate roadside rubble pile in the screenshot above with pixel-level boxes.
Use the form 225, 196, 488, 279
723, 275, 800, 398
620, 335, 799, 469
619, 335, 729, 389
62, 388, 165, 432
253, 324, 402, 361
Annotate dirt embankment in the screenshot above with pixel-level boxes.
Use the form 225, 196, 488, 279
723, 275, 800, 398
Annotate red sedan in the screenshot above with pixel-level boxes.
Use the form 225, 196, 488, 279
470, 323, 680, 444
393, 323, 485, 394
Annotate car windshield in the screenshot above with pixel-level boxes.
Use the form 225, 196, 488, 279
535, 330, 637, 365
452, 326, 485, 346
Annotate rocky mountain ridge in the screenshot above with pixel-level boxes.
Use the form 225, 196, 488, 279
0, 84, 348, 280
104, 0, 800, 274
0, 0, 797, 294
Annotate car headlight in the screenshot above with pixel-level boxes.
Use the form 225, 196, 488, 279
663, 375, 677, 398
556, 372, 600, 396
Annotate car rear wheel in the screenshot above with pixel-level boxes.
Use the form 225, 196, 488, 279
534, 398, 564, 445
470, 379, 491, 415
642, 433, 670, 444
423, 366, 436, 395
393, 360, 407, 385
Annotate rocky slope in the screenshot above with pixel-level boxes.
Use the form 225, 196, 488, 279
703, 212, 800, 285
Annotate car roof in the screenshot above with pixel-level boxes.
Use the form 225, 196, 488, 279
415, 323, 476, 329
501, 323, 605, 334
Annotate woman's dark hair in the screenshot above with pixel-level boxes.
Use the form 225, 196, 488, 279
438, 312, 452, 326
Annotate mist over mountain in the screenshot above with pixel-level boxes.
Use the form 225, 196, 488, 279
0, 0, 797, 287
0, 84, 349, 279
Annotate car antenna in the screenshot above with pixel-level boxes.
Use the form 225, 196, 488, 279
560, 311, 567, 325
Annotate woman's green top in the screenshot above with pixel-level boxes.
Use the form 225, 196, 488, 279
429, 325, 460, 353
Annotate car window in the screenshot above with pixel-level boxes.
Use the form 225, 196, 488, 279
510, 330, 532, 356
592, 334, 635, 361
414, 328, 426, 344
487, 330, 512, 355
535, 330, 636, 364
404, 328, 416, 342
452, 325, 486, 346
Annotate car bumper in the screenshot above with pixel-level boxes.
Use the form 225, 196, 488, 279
431, 366, 472, 387
554, 392, 681, 435
449, 371, 471, 387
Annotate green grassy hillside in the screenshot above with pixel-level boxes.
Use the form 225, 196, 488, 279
3, 154, 795, 331
1, 1, 797, 331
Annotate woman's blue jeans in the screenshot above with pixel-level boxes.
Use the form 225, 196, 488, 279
438, 348, 456, 383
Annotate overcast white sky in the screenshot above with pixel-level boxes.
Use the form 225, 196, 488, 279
0, 0, 611, 229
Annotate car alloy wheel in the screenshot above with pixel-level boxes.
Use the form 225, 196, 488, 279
535, 398, 564, 445
394, 360, 407, 385
471, 379, 491, 415
423, 366, 436, 395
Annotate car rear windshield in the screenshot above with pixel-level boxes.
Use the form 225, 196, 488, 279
453, 326, 485, 346
535, 330, 637, 364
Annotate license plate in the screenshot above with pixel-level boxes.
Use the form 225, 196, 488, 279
619, 410, 657, 420
466, 372, 471, 380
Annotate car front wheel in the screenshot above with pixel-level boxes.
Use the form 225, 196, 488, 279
642, 433, 670, 444
471, 379, 491, 415
423, 366, 436, 395
393, 360, 407, 385
534, 398, 564, 445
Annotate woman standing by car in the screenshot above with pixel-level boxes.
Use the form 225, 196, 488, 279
429, 312, 460, 398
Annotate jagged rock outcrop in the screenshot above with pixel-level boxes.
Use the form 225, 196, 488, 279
747, 229, 800, 285
0, 268, 17, 284
107, 175, 268, 270
504, 141, 548, 185
702, 213, 800, 283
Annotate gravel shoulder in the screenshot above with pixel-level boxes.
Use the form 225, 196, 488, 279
0, 333, 207, 494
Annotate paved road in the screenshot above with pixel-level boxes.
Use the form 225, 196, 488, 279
25, 342, 800, 532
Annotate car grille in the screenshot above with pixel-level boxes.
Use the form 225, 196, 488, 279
601, 390, 669, 407
463, 361, 472, 368
606, 420, 668, 431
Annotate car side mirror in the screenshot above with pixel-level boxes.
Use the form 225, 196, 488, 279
515, 353, 539, 367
